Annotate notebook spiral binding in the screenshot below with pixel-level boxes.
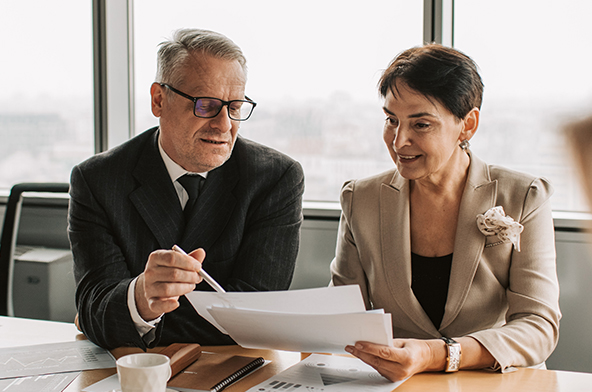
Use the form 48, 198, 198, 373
210, 356, 265, 392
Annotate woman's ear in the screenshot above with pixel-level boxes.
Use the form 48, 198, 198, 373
461, 107, 480, 142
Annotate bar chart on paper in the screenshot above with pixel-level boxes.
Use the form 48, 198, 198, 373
246, 354, 406, 392
0, 340, 115, 379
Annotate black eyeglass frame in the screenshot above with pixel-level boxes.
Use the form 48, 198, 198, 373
160, 83, 257, 121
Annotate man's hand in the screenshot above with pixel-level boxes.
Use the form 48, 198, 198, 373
135, 248, 206, 321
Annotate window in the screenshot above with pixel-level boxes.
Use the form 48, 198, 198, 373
454, 0, 592, 212
133, 0, 424, 201
0, 1, 94, 189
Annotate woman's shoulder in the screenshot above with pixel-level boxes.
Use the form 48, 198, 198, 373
470, 153, 553, 195
339, 169, 399, 216
471, 155, 554, 214
487, 164, 553, 197
341, 168, 399, 194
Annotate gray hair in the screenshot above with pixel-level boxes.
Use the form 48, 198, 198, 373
155, 28, 247, 86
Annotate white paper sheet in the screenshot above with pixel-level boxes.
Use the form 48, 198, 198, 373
0, 340, 115, 379
186, 285, 366, 334
186, 285, 393, 353
0, 372, 80, 391
208, 307, 393, 353
246, 354, 406, 392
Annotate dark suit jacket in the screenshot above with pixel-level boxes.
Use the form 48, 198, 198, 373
68, 127, 304, 349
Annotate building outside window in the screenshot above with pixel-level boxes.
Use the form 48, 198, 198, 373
455, 0, 592, 212
0, 1, 94, 189
2, 1, 591, 214
133, 0, 423, 202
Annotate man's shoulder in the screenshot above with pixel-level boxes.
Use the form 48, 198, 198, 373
75, 127, 158, 173
233, 136, 301, 171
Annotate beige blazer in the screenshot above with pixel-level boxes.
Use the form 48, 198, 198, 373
330, 153, 561, 372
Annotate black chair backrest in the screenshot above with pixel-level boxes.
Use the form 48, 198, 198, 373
0, 183, 70, 316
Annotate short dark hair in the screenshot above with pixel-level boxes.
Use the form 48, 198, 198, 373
378, 44, 484, 121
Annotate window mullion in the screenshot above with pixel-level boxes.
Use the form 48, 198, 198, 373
424, 0, 454, 46
92, 0, 135, 153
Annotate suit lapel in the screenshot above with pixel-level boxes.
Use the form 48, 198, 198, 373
129, 130, 184, 249
440, 153, 497, 330
179, 154, 238, 251
381, 171, 438, 336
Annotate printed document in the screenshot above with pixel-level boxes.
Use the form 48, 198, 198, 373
186, 285, 393, 353
246, 354, 407, 392
0, 340, 115, 379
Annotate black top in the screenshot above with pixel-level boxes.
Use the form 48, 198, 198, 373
411, 252, 453, 329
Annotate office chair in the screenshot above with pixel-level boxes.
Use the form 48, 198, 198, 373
0, 182, 70, 316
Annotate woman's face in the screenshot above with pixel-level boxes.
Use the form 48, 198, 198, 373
382, 82, 476, 184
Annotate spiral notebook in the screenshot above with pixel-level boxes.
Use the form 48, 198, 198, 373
168, 352, 265, 392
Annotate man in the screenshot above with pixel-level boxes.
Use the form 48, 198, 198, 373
68, 28, 304, 350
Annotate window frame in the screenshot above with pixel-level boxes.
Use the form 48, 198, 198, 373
93, 0, 135, 153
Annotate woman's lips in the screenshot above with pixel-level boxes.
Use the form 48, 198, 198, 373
397, 153, 420, 162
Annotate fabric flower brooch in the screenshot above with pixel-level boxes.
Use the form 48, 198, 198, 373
476, 206, 524, 251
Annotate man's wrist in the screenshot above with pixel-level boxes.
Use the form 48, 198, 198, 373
128, 277, 162, 336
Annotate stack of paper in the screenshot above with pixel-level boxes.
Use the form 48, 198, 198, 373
186, 285, 393, 353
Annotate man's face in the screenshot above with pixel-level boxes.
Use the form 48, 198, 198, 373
151, 54, 246, 173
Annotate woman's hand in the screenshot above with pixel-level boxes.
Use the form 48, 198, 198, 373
345, 338, 447, 382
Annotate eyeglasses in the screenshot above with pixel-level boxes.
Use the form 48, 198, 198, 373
161, 84, 257, 121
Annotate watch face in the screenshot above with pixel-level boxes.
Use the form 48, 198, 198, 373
447, 344, 461, 371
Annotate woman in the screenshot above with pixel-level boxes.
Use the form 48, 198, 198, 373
330, 44, 560, 382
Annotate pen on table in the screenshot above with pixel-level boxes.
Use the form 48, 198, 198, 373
172, 244, 226, 293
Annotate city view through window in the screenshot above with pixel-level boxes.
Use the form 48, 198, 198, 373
0, 1, 93, 188
1, 1, 591, 213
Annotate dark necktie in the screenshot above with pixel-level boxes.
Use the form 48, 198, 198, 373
177, 174, 204, 220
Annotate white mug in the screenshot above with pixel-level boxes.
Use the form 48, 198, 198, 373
116, 353, 171, 392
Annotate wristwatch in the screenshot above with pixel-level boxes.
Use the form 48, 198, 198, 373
441, 337, 462, 372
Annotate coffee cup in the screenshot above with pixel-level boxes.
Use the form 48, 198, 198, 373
116, 353, 171, 392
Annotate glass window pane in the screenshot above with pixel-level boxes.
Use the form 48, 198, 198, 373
0, 1, 94, 189
454, 0, 592, 212
133, 1, 423, 201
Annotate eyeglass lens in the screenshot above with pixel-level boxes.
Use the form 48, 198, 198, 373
195, 98, 254, 120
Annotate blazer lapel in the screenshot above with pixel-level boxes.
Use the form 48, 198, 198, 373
129, 130, 184, 249
440, 153, 497, 330
381, 171, 438, 336
179, 155, 238, 251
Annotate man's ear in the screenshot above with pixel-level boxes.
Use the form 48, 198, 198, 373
460, 107, 480, 142
150, 82, 164, 117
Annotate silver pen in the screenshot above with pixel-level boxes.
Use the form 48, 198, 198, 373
172, 245, 226, 293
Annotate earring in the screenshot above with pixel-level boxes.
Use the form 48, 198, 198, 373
459, 140, 470, 151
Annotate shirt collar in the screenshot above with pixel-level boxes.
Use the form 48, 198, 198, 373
158, 130, 208, 182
